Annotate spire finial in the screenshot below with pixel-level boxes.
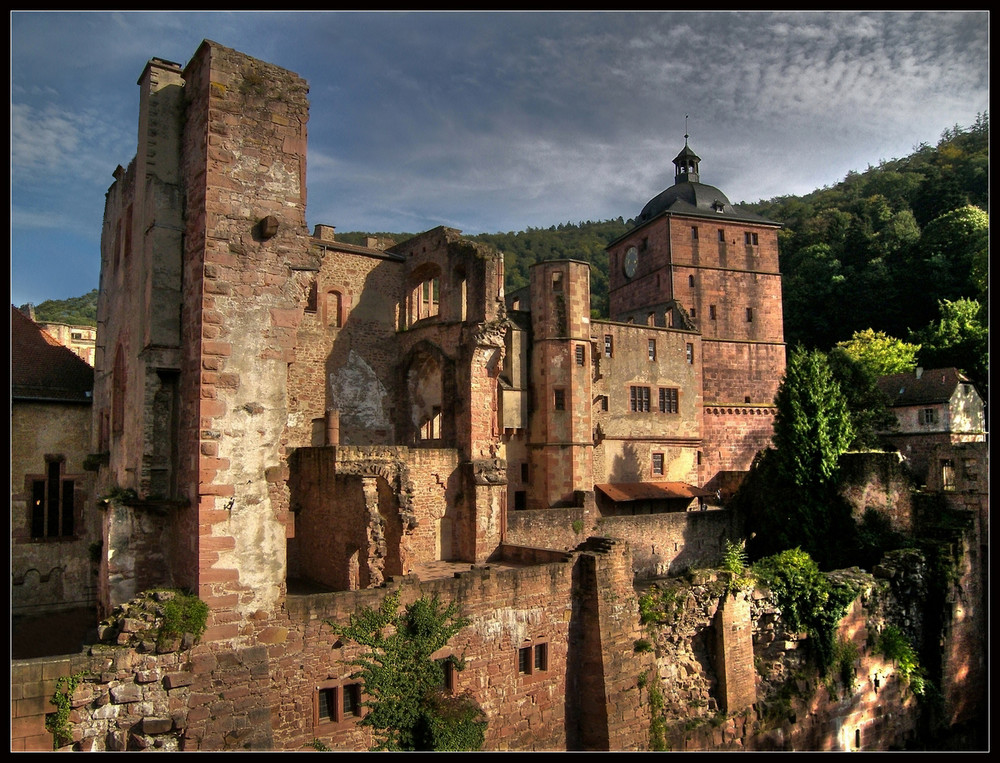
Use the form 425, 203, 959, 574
684, 114, 689, 145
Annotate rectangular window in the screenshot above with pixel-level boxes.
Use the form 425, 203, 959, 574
599, 395, 609, 411
554, 389, 566, 411
648, 339, 656, 361
518, 646, 532, 674
519, 643, 549, 676
652, 453, 665, 476
552, 272, 563, 292
436, 658, 457, 694
686, 343, 694, 364
941, 459, 955, 491
718, 229, 725, 242
534, 643, 548, 672
630, 386, 651, 413
690, 307, 696, 318
317, 683, 364, 726
604, 334, 613, 358
744, 231, 759, 246
659, 387, 679, 413
710, 305, 717, 320
691, 226, 699, 240
919, 408, 937, 425
746, 307, 754, 322
576, 345, 585, 366
30, 460, 75, 539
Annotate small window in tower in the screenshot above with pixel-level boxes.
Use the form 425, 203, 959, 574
554, 389, 566, 411
942, 459, 955, 491
648, 339, 656, 361
552, 272, 563, 292
746, 307, 754, 322
710, 304, 717, 320
598, 395, 609, 411
576, 345, 585, 366
690, 307, 696, 318
744, 232, 752, 245
689, 274, 695, 287
752, 232, 759, 245
686, 343, 694, 364
691, 226, 699, 240
604, 334, 613, 358
652, 453, 665, 476
718, 229, 725, 242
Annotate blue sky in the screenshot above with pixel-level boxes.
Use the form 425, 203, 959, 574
10, 11, 990, 307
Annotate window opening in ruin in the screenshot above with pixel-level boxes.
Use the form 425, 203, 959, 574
599, 395, 609, 411
518, 646, 531, 674
648, 339, 656, 361
941, 459, 955, 491
686, 343, 694, 364
691, 226, 699, 240
554, 389, 566, 411
327, 290, 343, 327
659, 388, 679, 414
746, 307, 753, 322
420, 406, 442, 441
963, 458, 978, 480
552, 272, 563, 292
604, 335, 613, 358
30, 458, 75, 539
718, 229, 725, 242
710, 304, 717, 320
576, 345, 585, 366
690, 307, 696, 318
652, 453, 665, 476
436, 658, 457, 693
306, 279, 318, 313
112, 344, 126, 436
630, 386, 651, 413
534, 643, 548, 672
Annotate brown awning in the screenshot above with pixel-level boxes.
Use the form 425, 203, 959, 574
595, 482, 713, 502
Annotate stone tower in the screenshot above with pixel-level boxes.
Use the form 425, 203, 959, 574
607, 140, 784, 492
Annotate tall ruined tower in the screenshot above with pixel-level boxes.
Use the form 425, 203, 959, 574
96, 41, 312, 628
607, 141, 784, 491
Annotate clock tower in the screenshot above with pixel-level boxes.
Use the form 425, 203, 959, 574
606, 140, 785, 491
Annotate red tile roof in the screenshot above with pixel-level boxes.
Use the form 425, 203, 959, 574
876, 368, 970, 407
10, 305, 94, 402
595, 482, 712, 502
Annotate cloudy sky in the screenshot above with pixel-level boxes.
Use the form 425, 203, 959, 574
10, 11, 989, 307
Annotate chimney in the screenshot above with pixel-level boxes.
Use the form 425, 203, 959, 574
313, 224, 336, 242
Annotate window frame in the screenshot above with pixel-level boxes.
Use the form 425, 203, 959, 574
659, 387, 679, 414
652, 452, 665, 476
314, 680, 365, 731
630, 386, 651, 413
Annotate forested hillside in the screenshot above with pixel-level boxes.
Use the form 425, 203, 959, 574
34, 115, 987, 392
29, 289, 98, 327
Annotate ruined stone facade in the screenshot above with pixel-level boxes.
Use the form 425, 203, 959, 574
12, 41, 983, 752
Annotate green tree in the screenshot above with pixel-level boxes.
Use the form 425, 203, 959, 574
330, 593, 486, 751
909, 298, 989, 395
835, 329, 920, 378
827, 347, 899, 450
772, 346, 854, 488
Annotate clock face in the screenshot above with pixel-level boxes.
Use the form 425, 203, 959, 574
623, 246, 639, 278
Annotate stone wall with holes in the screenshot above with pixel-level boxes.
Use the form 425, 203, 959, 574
13, 539, 654, 752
